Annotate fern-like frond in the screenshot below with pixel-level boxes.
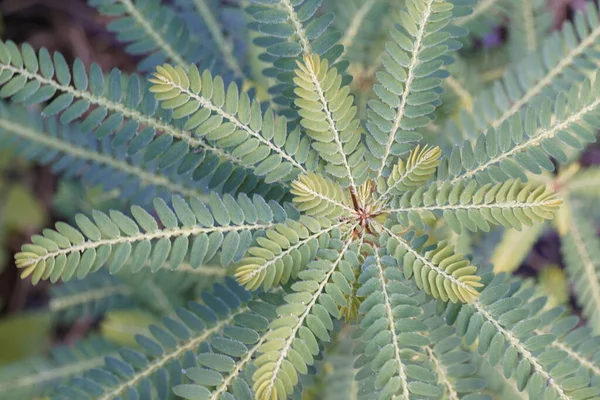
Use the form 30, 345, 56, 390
449, 2, 600, 142
445, 275, 600, 399
367, 0, 458, 177
472, 352, 528, 399
252, 231, 359, 400
491, 223, 545, 273
15, 193, 283, 284
536, 311, 600, 381
294, 54, 366, 187
0, 102, 207, 203
561, 211, 600, 333
507, 0, 551, 61
236, 216, 342, 290
442, 49, 511, 145
389, 179, 562, 233
53, 280, 270, 400
355, 250, 439, 399
0, 42, 282, 198
442, 72, 600, 184
332, 0, 390, 62
383, 226, 483, 303
150, 63, 311, 183
338, 0, 402, 117
378, 145, 441, 197
0, 337, 117, 400
174, 0, 246, 78
172, 291, 284, 400
291, 173, 355, 219
90, 0, 198, 71
422, 305, 487, 398
49, 271, 133, 322
246, 0, 343, 113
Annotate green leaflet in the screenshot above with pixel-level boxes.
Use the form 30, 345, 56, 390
356, 252, 487, 399
0, 337, 117, 400
447, 2, 600, 145
252, 232, 359, 400
56, 280, 282, 400
290, 172, 355, 219
444, 275, 600, 399
378, 144, 441, 197
0, 101, 209, 204
422, 309, 487, 398
441, 71, 600, 184
178, 0, 245, 78
91, 0, 198, 71
365, 0, 459, 176
293, 54, 367, 186
385, 228, 483, 303
4, 0, 598, 399
356, 250, 436, 399
246, 0, 344, 115
15, 194, 283, 284
235, 216, 337, 290
389, 179, 562, 233
506, 0, 551, 61
329, 0, 396, 64
150, 63, 313, 183
561, 210, 600, 334
0, 40, 283, 198
538, 313, 600, 382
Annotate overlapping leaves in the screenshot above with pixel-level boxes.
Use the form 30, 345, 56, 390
150, 63, 313, 183
4, 1, 597, 400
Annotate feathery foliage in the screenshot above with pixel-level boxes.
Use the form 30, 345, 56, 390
448, 2, 600, 144
89, 0, 201, 71
246, 0, 345, 115
507, 0, 551, 60
49, 271, 134, 322
389, 178, 562, 233
441, 72, 600, 184
0, 337, 117, 400
366, 0, 462, 176
150, 63, 312, 183
0, 102, 207, 204
173, 0, 248, 79
562, 210, 600, 334
2, 0, 599, 399
443, 274, 600, 399
15, 193, 286, 283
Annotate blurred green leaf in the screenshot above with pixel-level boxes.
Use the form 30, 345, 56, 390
3, 184, 46, 231
0, 312, 53, 366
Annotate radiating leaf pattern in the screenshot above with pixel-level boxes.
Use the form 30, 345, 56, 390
2, 0, 599, 399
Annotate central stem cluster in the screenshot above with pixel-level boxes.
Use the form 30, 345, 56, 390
349, 181, 386, 237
